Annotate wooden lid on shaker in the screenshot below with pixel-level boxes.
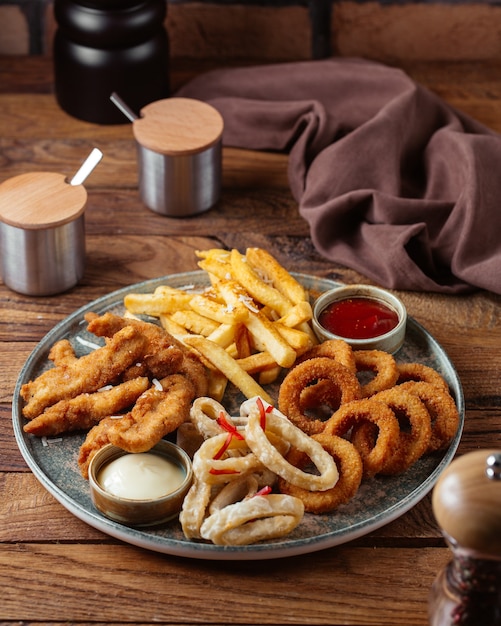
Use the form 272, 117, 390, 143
0, 172, 87, 230
432, 450, 501, 555
132, 97, 224, 156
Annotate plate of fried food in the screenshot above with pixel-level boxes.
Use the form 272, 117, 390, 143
13, 247, 464, 560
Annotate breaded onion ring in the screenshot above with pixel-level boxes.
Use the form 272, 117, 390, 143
295, 339, 357, 374
355, 387, 432, 475
396, 362, 449, 392
244, 398, 339, 491
278, 357, 361, 435
200, 493, 304, 546
397, 381, 459, 452
278, 433, 363, 513
353, 350, 399, 398
323, 398, 401, 478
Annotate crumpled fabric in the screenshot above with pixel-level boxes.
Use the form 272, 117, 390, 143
177, 57, 501, 294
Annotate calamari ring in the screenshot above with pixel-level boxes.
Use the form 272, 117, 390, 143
278, 357, 361, 435
192, 433, 262, 484
355, 387, 432, 475
278, 433, 363, 513
396, 362, 449, 393
323, 398, 401, 478
200, 493, 304, 546
189, 396, 236, 439
179, 478, 214, 540
353, 350, 399, 398
397, 381, 459, 452
208, 474, 260, 514
244, 399, 339, 491
295, 339, 357, 374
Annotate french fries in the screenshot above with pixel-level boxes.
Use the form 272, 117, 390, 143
123, 247, 317, 402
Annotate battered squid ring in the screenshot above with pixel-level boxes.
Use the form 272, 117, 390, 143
323, 398, 401, 478
397, 381, 459, 452
189, 396, 236, 439
179, 478, 214, 540
192, 433, 263, 484
278, 433, 363, 513
244, 399, 339, 491
200, 493, 305, 546
396, 362, 449, 393
295, 339, 357, 374
354, 387, 432, 475
353, 350, 399, 398
278, 357, 361, 435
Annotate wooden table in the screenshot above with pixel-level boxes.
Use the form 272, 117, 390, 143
1, 56, 500, 626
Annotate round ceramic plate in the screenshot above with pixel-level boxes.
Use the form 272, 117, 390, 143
12, 272, 464, 560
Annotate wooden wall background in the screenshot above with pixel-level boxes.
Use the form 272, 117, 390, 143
2, 0, 501, 63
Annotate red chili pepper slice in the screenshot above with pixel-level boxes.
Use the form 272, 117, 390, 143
212, 432, 233, 460
217, 411, 244, 440
209, 468, 240, 476
256, 397, 267, 430
252, 485, 272, 497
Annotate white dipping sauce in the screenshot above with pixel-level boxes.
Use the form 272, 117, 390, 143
98, 452, 185, 500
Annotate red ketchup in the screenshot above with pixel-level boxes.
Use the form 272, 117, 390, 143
318, 297, 399, 340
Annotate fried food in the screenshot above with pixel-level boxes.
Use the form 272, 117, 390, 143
397, 381, 459, 452
21, 325, 147, 419
323, 398, 401, 478
278, 357, 361, 435
278, 433, 363, 513
353, 349, 399, 398
78, 374, 195, 477
199, 492, 304, 546
244, 397, 339, 491
295, 338, 357, 374
23, 376, 150, 437
396, 362, 450, 392
350, 388, 432, 475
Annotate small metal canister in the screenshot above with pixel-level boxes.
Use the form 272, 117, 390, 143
132, 97, 224, 217
0, 172, 87, 296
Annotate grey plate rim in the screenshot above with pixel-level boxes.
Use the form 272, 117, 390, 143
12, 272, 464, 560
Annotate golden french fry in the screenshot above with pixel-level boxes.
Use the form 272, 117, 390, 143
197, 256, 232, 281
244, 310, 296, 368
234, 323, 253, 359
277, 301, 313, 328
158, 314, 189, 339
230, 248, 292, 316
236, 351, 278, 374
189, 293, 248, 325
124, 291, 192, 316
259, 365, 281, 385
207, 368, 228, 402
206, 323, 236, 348
170, 310, 220, 336
274, 323, 313, 352
183, 335, 273, 405
245, 247, 307, 304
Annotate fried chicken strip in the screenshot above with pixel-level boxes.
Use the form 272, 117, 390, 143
78, 374, 195, 478
85, 311, 209, 396
21, 326, 146, 419
23, 376, 150, 437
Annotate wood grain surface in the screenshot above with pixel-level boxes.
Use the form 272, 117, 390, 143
1, 55, 500, 626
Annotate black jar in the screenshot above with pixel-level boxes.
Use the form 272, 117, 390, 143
53, 0, 169, 124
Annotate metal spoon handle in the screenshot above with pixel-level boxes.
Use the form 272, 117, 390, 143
110, 92, 139, 122
70, 148, 103, 186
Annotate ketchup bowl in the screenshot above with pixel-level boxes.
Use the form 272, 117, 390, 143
312, 284, 407, 354
88, 440, 193, 527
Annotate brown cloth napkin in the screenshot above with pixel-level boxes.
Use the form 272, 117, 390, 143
177, 58, 501, 294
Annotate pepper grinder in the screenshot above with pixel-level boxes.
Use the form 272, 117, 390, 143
429, 450, 501, 625
53, 0, 169, 124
